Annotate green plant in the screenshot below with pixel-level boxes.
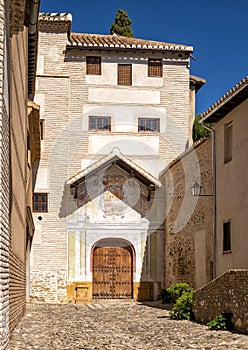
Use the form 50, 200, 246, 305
192, 115, 211, 142
167, 283, 192, 303
207, 313, 228, 330
170, 290, 194, 320
157, 289, 173, 304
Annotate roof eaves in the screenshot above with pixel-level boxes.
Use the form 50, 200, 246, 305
39, 13, 72, 36
190, 74, 206, 93
67, 33, 193, 53
199, 76, 248, 123
67, 149, 162, 188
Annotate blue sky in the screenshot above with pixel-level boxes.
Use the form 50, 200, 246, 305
40, 0, 248, 115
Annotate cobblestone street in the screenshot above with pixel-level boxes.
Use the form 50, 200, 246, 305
10, 302, 248, 350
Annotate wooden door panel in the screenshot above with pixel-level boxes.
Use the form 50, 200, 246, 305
93, 244, 132, 299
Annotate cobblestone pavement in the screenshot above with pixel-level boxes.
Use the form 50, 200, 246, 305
10, 302, 248, 350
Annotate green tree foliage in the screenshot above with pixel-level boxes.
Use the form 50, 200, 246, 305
110, 9, 134, 37
192, 115, 211, 142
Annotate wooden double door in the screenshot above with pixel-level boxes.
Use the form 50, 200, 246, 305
92, 240, 133, 299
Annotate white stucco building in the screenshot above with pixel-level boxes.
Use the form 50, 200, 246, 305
30, 13, 204, 302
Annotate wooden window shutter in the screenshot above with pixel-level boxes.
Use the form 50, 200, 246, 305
148, 59, 162, 77
86, 56, 101, 75
118, 64, 132, 85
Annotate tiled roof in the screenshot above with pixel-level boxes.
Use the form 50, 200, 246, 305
67, 33, 193, 52
39, 12, 72, 22
39, 13, 72, 35
200, 76, 248, 123
67, 148, 162, 188
190, 75, 206, 93
38, 13, 193, 53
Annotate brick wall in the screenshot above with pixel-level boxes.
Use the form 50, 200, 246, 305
161, 138, 213, 290
9, 252, 26, 334
193, 269, 248, 334
0, 1, 10, 349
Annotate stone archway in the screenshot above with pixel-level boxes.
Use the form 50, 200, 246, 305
92, 239, 134, 299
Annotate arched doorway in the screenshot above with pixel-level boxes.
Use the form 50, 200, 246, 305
92, 239, 134, 299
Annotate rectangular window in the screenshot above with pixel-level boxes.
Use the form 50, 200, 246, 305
148, 59, 162, 77
86, 56, 101, 75
223, 220, 231, 253
33, 193, 48, 213
118, 64, 132, 85
89, 116, 111, 131
138, 118, 160, 132
224, 122, 233, 163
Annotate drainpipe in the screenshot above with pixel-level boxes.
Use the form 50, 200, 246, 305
28, 0, 40, 35
201, 123, 217, 280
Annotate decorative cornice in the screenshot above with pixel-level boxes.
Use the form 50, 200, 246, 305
39, 13, 72, 35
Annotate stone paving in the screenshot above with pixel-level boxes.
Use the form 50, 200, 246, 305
10, 302, 248, 350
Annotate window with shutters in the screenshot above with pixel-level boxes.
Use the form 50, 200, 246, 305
148, 59, 162, 77
33, 193, 48, 213
223, 220, 231, 253
89, 116, 111, 131
118, 64, 132, 85
138, 118, 160, 132
224, 122, 233, 163
86, 56, 101, 75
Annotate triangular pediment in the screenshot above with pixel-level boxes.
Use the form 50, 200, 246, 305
67, 148, 161, 189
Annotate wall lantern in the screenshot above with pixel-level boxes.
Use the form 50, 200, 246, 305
191, 181, 213, 197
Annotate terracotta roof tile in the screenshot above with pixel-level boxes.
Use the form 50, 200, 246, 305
199, 76, 248, 123
39, 13, 72, 22
68, 33, 193, 52
38, 13, 193, 52
67, 148, 162, 188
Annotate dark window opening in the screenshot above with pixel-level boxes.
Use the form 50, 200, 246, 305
224, 122, 233, 163
223, 220, 231, 253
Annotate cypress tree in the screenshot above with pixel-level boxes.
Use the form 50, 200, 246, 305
110, 9, 134, 37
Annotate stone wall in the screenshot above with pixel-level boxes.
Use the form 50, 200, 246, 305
193, 269, 248, 334
30, 270, 67, 303
161, 138, 213, 290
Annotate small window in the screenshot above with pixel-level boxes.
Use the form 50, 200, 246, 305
223, 221, 231, 253
89, 116, 111, 131
118, 64, 132, 86
148, 59, 162, 77
86, 56, 101, 75
33, 193, 48, 213
224, 122, 233, 163
138, 118, 160, 132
